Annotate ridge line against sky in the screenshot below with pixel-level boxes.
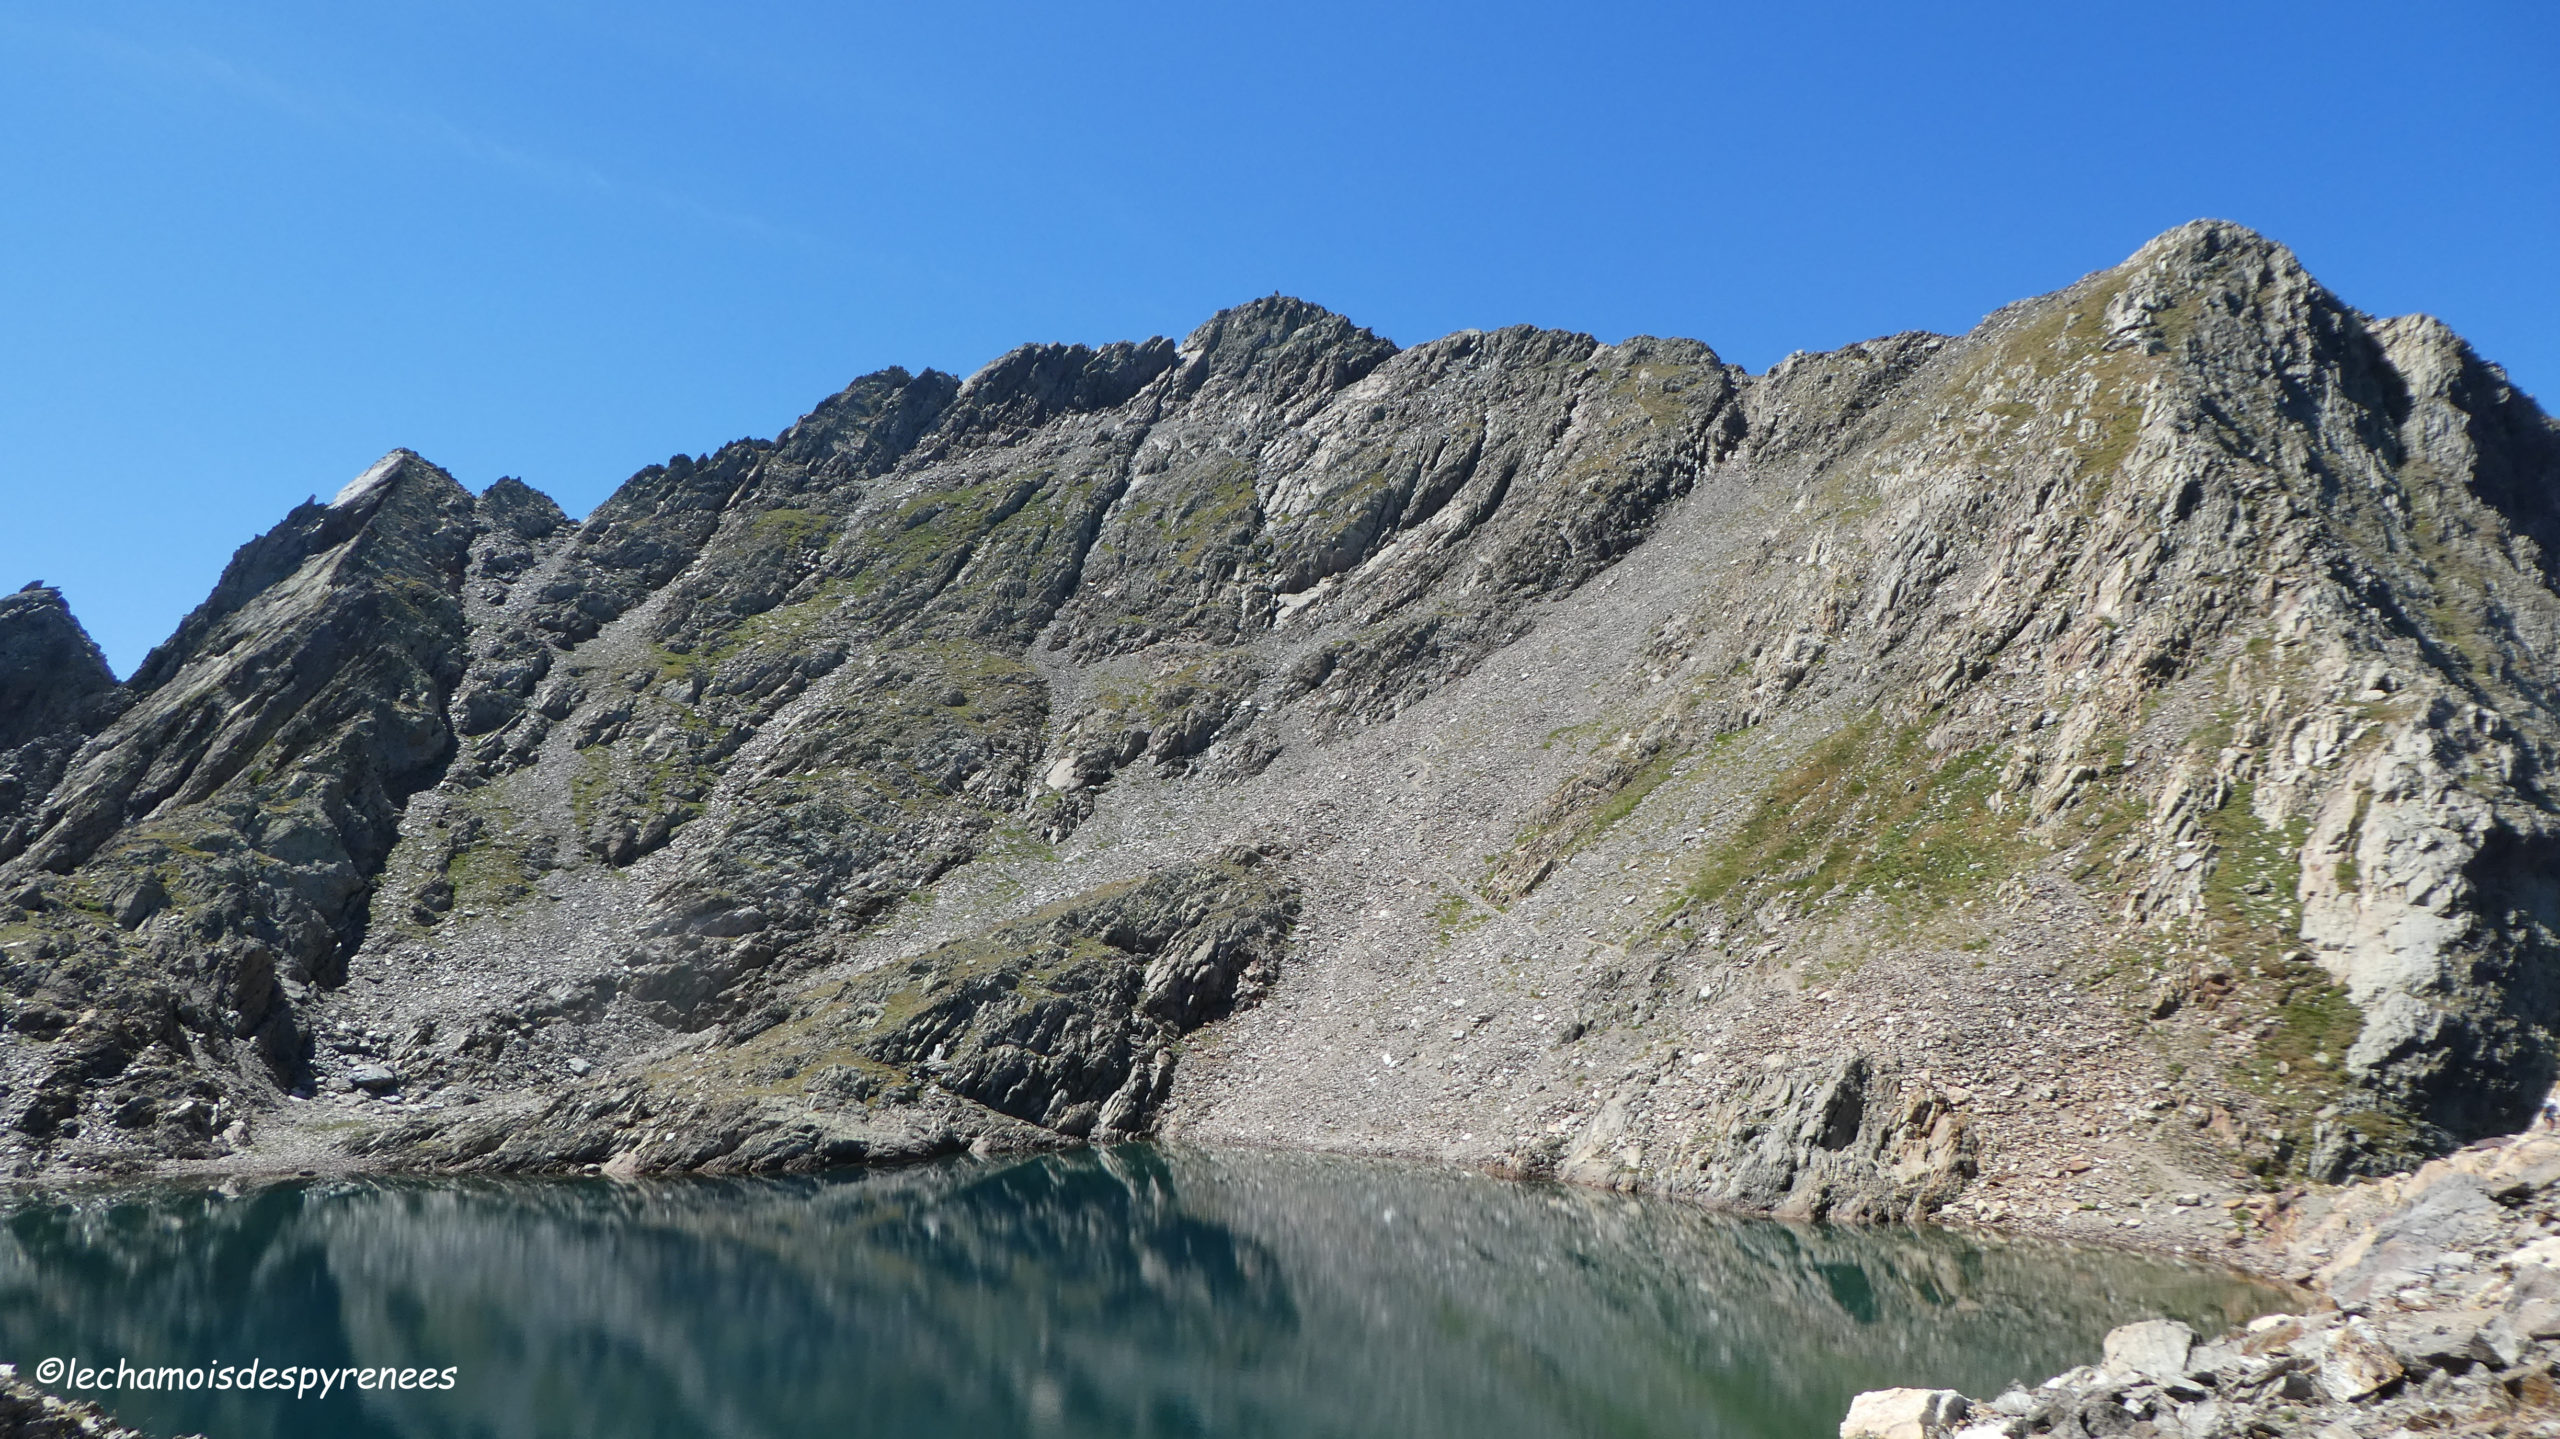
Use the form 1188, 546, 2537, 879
2, 0, 2553, 676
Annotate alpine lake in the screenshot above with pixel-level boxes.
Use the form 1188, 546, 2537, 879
0, 1145, 2286, 1438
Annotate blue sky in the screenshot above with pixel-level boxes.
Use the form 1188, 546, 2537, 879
4, 1, 2554, 676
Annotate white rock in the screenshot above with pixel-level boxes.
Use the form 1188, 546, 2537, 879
2173, 1400, 2227, 1439
1841, 1387, 1969, 1439
2316, 1320, 2403, 1401
2102, 1318, 2196, 1379
2504, 1236, 2560, 1270
331, 451, 408, 508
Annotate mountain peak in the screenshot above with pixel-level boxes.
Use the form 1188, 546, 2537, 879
0, 582, 117, 748
129, 451, 473, 692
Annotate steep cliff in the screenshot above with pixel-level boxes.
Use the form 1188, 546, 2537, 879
3, 223, 2555, 1226
0, 584, 123, 863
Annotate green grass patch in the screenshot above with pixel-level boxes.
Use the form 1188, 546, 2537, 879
1134, 458, 1259, 569
749, 507, 835, 548
1430, 890, 1495, 946
446, 835, 536, 911
569, 747, 613, 831
2186, 778, 2375, 1160
2198, 782, 2309, 942
655, 580, 849, 679
839, 471, 1048, 601
1540, 716, 1609, 752
2252, 972, 2361, 1081
1581, 750, 1679, 843
1674, 720, 2028, 918
982, 824, 1061, 864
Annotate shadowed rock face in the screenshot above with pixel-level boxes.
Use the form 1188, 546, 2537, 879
4, 223, 2558, 1211
0, 586, 116, 750
0, 584, 123, 863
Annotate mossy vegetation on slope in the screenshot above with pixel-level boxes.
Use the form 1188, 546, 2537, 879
1676, 721, 2031, 920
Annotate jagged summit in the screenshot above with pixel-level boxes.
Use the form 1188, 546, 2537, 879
1174, 295, 1398, 399
1178, 293, 1384, 354
3, 227, 2557, 1225
0, 585, 123, 868
945, 338, 1178, 435
0, 584, 114, 736
475, 475, 569, 542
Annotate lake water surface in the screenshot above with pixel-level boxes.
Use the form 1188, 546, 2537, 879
0, 1146, 2285, 1439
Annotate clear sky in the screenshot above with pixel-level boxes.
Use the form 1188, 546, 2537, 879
4, 1, 2554, 676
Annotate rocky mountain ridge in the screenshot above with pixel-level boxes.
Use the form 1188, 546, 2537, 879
3, 222, 2556, 1242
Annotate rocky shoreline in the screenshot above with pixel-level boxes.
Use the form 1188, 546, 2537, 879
0, 1374, 193, 1439
1850, 1131, 2560, 1438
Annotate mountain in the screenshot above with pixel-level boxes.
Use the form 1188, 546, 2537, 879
4, 222, 2556, 1226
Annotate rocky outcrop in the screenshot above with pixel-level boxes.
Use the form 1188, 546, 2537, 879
0, 1376, 193, 1439
846, 850, 1294, 1136
0, 585, 122, 866
340, 850, 1293, 1173
1681, 1053, 1976, 1220
1868, 1132, 2560, 1438
1510, 1050, 1975, 1222
2, 223, 2557, 1231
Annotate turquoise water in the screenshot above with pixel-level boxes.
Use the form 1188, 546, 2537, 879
0, 1146, 2283, 1439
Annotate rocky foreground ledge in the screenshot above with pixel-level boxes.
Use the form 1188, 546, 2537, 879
1850, 1132, 2560, 1437
0, 1376, 195, 1439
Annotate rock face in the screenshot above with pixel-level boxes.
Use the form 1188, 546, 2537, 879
0, 584, 123, 865
345, 850, 1295, 1171
2, 222, 2557, 1216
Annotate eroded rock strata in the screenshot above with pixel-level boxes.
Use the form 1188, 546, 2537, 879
2, 223, 2557, 1246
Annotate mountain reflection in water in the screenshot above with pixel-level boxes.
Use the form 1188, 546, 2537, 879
0, 1146, 2285, 1439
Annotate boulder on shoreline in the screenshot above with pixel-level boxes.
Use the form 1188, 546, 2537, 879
1842, 1387, 1969, 1439
1853, 1132, 2560, 1437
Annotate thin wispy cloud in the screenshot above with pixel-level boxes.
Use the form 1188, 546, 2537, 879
6, 15, 836, 256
